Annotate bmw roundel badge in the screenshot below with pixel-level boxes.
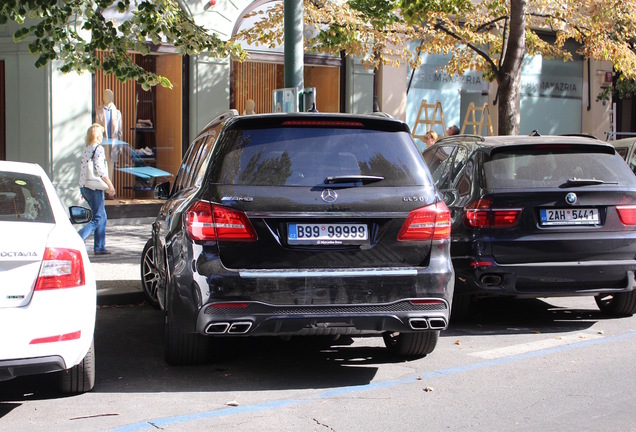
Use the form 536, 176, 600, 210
565, 192, 577, 205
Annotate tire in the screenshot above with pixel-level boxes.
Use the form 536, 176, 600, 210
141, 238, 160, 309
164, 310, 209, 365
595, 291, 636, 317
383, 331, 439, 358
59, 340, 95, 394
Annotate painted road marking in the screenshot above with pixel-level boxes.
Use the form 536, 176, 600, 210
469, 332, 604, 359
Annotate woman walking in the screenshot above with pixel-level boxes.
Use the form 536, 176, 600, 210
78, 123, 116, 255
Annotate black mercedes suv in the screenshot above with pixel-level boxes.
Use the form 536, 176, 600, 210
143, 110, 454, 365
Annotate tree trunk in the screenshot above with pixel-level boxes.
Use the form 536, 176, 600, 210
497, 0, 527, 135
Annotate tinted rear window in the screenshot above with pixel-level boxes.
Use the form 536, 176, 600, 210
0, 172, 54, 222
211, 127, 430, 186
485, 146, 636, 188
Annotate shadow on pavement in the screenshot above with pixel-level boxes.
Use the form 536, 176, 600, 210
0, 296, 617, 400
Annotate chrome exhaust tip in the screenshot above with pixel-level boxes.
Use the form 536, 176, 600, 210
408, 318, 429, 330
228, 321, 253, 334
480, 275, 502, 286
205, 322, 230, 334
428, 318, 448, 330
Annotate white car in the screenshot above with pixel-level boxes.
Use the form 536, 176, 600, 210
0, 161, 96, 394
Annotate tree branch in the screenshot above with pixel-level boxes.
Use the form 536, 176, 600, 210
433, 19, 499, 73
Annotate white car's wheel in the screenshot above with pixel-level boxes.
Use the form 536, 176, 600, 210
59, 339, 95, 394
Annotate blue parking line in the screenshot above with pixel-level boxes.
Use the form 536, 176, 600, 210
107, 331, 636, 432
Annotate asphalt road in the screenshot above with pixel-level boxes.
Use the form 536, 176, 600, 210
1, 295, 635, 432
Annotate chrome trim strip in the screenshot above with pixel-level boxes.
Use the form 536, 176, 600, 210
499, 260, 636, 267
245, 211, 409, 218
239, 267, 418, 278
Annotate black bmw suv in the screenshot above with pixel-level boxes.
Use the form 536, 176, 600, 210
423, 134, 636, 318
144, 111, 454, 364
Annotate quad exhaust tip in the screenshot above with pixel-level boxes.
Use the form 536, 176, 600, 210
408, 317, 447, 330
205, 321, 253, 335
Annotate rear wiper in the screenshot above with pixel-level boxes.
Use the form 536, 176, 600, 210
324, 175, 384, 185
565, 178, 618, 187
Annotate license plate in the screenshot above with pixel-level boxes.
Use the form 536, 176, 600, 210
540, 208, 599, 225
288, 223, 368, 245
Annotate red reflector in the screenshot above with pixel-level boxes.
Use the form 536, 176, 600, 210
463, 197, 521, 228
470, 261, 494, 267
410, 299, 444, 305
616, 205, 636, 225
30, 330, 81, 345
208, 302, 249, 309
34, 248, 85, 291
281, 120, 364, 128
398, 202, 451, 241
185, 201, 257, 242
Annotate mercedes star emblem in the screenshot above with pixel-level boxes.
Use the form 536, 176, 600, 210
321, 189, 338, 203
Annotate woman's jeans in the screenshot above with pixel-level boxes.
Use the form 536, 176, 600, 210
78, 187, 108, 252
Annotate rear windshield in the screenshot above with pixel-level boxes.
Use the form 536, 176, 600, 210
0, 172, 54, 222
211, 127, 430, 186
485, 146, 636, 188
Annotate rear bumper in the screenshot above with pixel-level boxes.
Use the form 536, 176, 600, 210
0, 356, 65, 381
169, 254, 455, 334
196, 298, 450, 336
454, 257, 636, 297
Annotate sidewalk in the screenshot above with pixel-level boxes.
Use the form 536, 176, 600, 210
84, 217, 155, 306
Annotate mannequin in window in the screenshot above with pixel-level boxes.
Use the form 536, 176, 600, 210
96, 89, 123, 142
243, 99, 256, 115
95, 89, 123, 183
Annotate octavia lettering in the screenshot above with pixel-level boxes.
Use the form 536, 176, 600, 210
0, 251, 38, 258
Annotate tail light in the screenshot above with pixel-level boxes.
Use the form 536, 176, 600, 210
398, 202, 451, 241
34, 248, 85, 291
185, 200, 257, 242
463, 197, 521, 228
616, 205, 636, 225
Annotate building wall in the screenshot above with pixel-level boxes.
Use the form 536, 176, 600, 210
378, 61, 407, 122
50, 64, 93, 207
0, 22, 92, 207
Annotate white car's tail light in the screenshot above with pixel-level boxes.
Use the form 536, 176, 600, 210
34, 248, 85, 291
398, 202, 451, 241
185, 200, 257, 242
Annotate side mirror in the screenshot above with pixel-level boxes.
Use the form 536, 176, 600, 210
69, 205, 93, 224
154, 181, 171, 200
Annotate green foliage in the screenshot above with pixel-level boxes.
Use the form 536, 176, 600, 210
0, 0, 246, 88
400, 0, 475, 22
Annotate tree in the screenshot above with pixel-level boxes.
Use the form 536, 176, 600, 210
237, 0, 636, 135
401, 0, 636, 134
0, 0, 245, 89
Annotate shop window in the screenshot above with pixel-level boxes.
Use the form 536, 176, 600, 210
94, 52, 182, 200
232, 60, 340, 114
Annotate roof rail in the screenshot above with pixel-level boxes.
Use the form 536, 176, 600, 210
201, 109, 239, 131
369, 112, 394, 119
560, 133, 598, 140
434, 134, 486, 144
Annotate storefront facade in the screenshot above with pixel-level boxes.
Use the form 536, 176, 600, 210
0, 1, 621, 210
